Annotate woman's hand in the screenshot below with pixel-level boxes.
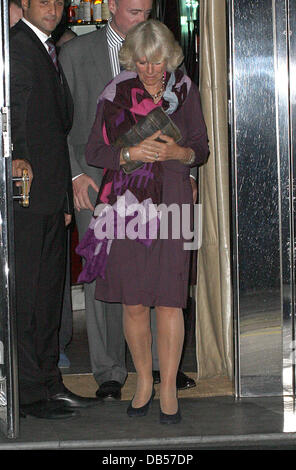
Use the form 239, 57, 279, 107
125, 131, 164, 163
124, 131, 193, 163
148, 133, 190, 162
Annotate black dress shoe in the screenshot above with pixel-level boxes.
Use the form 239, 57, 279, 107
152, 370, 196, 390
96, 381, 122, 401
49, 388, 101, 408
152, 370, 161, 384
20, 400, 78, 420
127, 388, 155, 417
160, 404, 182, 425
19, 408, 27, 418
176, 371, 196, 390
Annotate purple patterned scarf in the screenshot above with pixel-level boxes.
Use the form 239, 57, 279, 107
76, 69, 190, 282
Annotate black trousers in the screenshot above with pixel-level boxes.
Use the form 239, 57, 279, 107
14, 209, 67, 405
59, 230, 73, 352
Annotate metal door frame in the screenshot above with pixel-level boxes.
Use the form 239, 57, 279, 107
0, 0, 19, 438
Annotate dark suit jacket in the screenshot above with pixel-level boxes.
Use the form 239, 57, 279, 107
10, 20, 74, 215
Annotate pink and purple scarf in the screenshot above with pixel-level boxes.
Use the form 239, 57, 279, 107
76, 69, 191, 282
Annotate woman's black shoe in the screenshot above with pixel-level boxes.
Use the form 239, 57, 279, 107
127, 388, 155, 417
159, 405, 182, 424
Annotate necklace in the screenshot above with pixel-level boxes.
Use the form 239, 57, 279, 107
151, 74, 165, 103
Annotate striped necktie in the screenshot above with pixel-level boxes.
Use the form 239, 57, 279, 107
46, 38, 59, 73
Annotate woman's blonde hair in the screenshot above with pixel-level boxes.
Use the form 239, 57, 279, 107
119, 20, 184, 73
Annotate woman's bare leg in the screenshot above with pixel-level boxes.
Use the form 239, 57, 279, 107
123, 304, 153, 408
156, 306, 184, 414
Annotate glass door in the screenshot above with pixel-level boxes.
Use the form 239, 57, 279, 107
178, 0, 200, 83
228, 0, 296, 398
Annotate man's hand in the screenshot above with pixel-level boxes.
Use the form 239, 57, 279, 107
190, 176, 198, 203
12, 159, 33, 191
65, 213, 72, 226
73, 174, 99, 211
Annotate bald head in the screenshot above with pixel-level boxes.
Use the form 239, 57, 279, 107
108, 0, 153, 38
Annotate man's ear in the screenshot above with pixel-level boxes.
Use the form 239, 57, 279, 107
108, 0, 117, 16
21, 0, 29, 12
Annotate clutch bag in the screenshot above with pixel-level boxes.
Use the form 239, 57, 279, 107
114, 107, 182, 174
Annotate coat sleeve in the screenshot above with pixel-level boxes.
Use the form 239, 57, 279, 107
182, 82, 209, 168
162, 81, 209, 175
10, 41, 33, 164
59, 44, 84, 178
85, 100, 121, 171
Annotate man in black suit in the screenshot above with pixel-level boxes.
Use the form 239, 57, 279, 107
10, 0, 100, 419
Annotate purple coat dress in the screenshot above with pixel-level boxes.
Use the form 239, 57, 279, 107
80, 70, 209, 308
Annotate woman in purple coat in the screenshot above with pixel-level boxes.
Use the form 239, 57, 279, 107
77, 19, 209, 424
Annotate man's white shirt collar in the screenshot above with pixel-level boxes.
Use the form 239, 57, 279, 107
106, 19, 124, 47
22, 18, 51, 50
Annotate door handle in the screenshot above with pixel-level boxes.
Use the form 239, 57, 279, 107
13, 169, 30, 207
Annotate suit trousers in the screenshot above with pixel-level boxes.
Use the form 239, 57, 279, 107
75, 202, 127, 386
59, 230, 73, 352
14, 210, 66, 405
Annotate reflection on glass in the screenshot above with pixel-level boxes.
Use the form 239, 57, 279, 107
229, 0, 295, 398
0, 334, 7, 423
283, 398, 296, 433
